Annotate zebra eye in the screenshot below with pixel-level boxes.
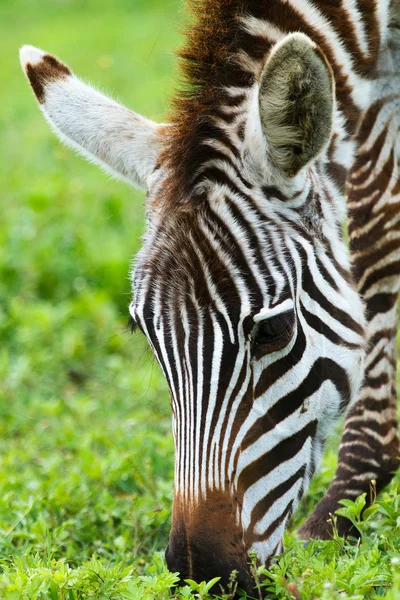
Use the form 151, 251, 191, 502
252, 310, 295, 358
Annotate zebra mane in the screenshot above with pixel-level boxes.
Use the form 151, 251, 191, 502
163, 0, 268, 203
162, 0, 379, 204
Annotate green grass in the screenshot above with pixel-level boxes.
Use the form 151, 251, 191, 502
1, 1, 400, 598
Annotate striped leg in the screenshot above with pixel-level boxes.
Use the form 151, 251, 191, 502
299, 92, 400, 539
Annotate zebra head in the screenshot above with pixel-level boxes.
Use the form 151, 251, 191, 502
130, 34, 367, 591
21, 28, 366, 597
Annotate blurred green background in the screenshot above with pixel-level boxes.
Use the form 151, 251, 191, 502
0, 0, 183, 587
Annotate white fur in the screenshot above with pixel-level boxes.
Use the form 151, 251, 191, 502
253, 298, 294, 323
20, 46, 164, 190
240, 15, 285, 44
20, 45, 45, 67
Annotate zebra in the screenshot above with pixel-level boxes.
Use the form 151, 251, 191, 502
20, 0, 400, 595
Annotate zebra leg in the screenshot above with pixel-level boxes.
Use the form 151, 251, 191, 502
298, 91, 400, 540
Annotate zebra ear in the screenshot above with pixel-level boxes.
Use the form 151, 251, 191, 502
19, 45, 164, 191
258, 33, 335, 178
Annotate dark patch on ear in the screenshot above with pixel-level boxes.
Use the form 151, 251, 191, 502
26, 54, 71, 103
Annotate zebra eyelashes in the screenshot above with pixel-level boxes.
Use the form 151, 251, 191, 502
127, 314, 138, 334
251, 299, 296, 359
128, 302, 142, 334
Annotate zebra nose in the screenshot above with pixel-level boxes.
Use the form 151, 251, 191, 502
166, 490, 266, 597
165, 539, 257, 598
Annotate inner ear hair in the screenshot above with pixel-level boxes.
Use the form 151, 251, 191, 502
259, 33, 335, 178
